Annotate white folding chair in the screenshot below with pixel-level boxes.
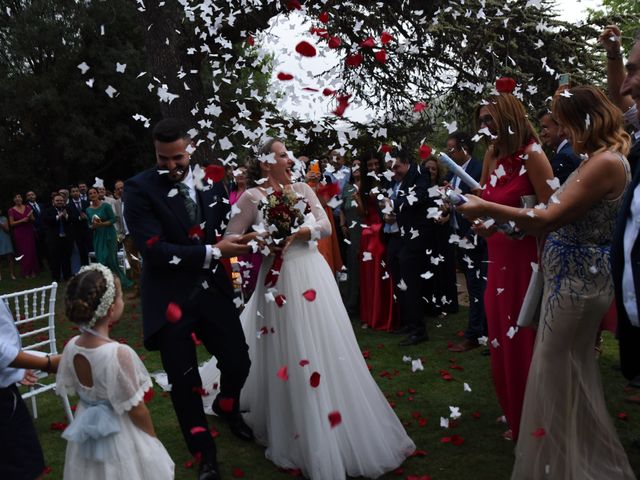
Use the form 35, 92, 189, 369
89, 246, 128, 272
0, 282, 74, 423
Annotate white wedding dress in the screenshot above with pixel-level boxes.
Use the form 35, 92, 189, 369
200, 182, 415, 480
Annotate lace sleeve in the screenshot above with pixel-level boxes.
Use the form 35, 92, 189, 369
107, 345, 152, 415
294, 182, 332, 240
55, 337, 80, 398
224, 188, 261, 237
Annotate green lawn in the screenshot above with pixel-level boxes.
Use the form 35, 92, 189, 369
2, 270, 638, 479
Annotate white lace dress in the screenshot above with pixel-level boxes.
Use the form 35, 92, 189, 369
57, 337, 174, 480
200, 183, 415, 480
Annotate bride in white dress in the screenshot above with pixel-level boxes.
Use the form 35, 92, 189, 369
200, 139, 415, 480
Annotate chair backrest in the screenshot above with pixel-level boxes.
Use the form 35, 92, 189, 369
0, 282, 59, 355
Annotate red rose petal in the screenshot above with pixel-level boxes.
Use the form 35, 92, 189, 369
188, 224, 205, 240
145, 235, 160, 248
190, 426, 207, 435
275, 294, 287, 307
286, 0, 301, 10
419, 144, 433, 160
232, 467, 245, 478
617, 412, 629, 421
380, 31, 394, 44
166, 302, 182, 323
277, 365, 289, 381
219, 397, 234, 413
532, 427, 546, 438
451, 434, 465, 446
247, 35, 254, 46
318, 11, 329, 24
328, 36, 341, 49
191, 332, 202, 346
299, 359, 310, 367
143, 387, 155, 403
345, 53, 363, 67
496, 76, 517, 94
42, 466, 53, 475
410, 449, 428, 457
328, 410, 342, 428
204, 164, 225, 183
277, 72, 295, 81
302, 289, 317, 301
310, 371, 321, 388
360, 37, 375, 48
413, 102, 427, 112
374, 49, 387, 64
322, 88, 335, 96
295, 40, 317, 57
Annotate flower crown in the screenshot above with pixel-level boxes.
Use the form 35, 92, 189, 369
77, 264, 116, 328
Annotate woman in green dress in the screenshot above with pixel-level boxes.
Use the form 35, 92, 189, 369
86, 187, 132, 289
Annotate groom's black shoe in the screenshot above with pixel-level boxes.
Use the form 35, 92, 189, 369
399, 332, 429, 346
211, 398, 254, 442
198, 461, 221, 480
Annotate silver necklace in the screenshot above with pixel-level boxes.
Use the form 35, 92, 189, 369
80, 326, 113, 343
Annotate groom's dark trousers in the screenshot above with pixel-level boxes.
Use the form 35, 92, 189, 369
124, 168, 250, 461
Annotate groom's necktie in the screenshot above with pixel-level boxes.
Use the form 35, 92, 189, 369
176, 183, 199, 226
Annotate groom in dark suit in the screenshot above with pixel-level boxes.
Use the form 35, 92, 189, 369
124, 119, 255, 480
612, 38, 640, 396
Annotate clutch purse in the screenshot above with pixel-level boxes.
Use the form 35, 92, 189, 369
516, 234, 545, 328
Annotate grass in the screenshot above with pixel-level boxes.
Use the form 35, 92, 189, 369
2, 270, 639, 480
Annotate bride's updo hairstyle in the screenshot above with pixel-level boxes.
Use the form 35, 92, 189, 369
65, 270, 107, 325
245, 137, 284, 187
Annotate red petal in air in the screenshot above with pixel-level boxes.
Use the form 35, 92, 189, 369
318, 11, 329, 24
286, 0, 301, 10
496, 76, 517, 94
190, 426, 207, 435
191, 332, 202, 346
275, 294, 287, 307
299, 359, 310, 367
328, 36, 341, 49
166, 302, 182, 323
380, 31, 394, 44
295, 40, 317, 57
247, 35, 255, 46
531, 427, 546, 438
277, 365, 289, 381
419, 144, 433, 160
310, 371, 321, 388
277, 72, 295, 81
146, 235, 160, 248
374, 49, 387, 64
413, 102, 427, 112
360, 37, 375, 48
322, 88, 335, 96
204, 164, 225, 182
219, 397, 235, 413
328, 410, 342, 428
345, 53, 362, 67
143, 387, 155, 403
302, 289, 317, 301
188, 224, 205, 240
232, 467, 245, 478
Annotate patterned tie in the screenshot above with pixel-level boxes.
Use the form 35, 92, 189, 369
176, 183, 199, 225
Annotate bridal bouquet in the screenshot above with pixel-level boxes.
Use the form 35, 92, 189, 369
259, 189, 310, 287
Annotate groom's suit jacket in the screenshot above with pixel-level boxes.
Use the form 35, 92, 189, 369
611, 162, 640, 381
124, 167, 232, 350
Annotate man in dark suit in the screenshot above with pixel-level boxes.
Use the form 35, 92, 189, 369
25, 190, 46, 269
445, 132, 489, 353
387, 149, 435, 346
42, 193, 72, 282
612, 38, 640, 396
67, 186, 90, 266
537, 109, 581, 184
124, 119, 255, 480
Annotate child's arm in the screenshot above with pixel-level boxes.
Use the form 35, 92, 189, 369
127, 402, 157, 437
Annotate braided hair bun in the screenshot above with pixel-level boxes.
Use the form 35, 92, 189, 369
64, 270, 107, 325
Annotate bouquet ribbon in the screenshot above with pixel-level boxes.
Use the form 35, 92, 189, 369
264, 251, 284, 288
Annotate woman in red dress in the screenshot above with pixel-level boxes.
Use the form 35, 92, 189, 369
474, 80, 553, 441
8, 193, 39, 278
358, 152, 396, 330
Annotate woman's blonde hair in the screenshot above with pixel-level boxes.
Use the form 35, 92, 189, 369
245, 137, 283, 187
552, 85, 631, 157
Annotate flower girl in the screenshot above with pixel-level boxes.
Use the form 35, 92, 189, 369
57, 264, 174, 479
